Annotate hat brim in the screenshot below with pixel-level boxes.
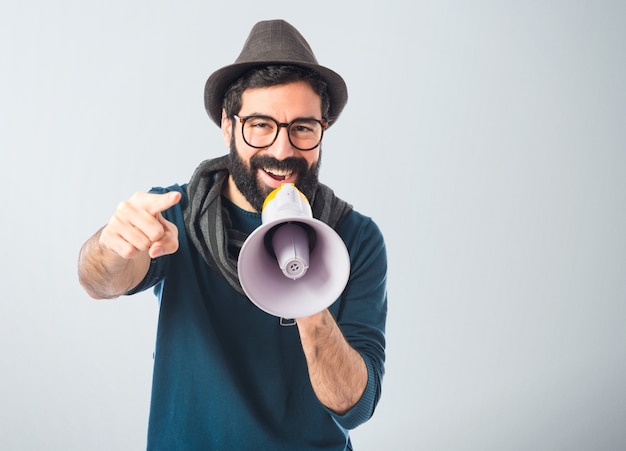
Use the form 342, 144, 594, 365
204, 61, 348, 128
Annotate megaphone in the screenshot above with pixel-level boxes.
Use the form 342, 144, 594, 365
238, 183, 350, 319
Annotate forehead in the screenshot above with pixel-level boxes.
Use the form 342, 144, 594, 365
240, 81, 322, 118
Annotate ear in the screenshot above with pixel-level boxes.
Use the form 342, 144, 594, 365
221, 109, 232, 147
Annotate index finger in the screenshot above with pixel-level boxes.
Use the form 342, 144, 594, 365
131, 191, 182, 216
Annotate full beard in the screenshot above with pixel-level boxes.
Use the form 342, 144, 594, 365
227, 140, 321, 212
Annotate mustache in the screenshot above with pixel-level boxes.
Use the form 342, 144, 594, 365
250, 155, 308, 173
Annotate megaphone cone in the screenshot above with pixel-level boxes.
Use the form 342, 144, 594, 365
238, 183, 350, 318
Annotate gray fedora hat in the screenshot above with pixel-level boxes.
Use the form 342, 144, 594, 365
204, 19, 348, 128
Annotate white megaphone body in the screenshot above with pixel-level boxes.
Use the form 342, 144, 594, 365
237, 183, 350, 319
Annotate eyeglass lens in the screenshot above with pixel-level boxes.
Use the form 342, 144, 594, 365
240, 116, 325, 151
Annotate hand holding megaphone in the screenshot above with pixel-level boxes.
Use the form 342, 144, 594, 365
237, 184, 350, 319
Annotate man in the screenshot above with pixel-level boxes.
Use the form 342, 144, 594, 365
78, 19, 387, 450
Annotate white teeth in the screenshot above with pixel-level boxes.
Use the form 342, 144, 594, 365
264, 167, 292, 178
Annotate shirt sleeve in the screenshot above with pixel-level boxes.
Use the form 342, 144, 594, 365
328, 213, 388, 430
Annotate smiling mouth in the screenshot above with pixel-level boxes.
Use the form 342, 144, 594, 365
263, 167, 294, 181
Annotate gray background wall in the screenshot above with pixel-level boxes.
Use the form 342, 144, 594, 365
1, 1, 625, 449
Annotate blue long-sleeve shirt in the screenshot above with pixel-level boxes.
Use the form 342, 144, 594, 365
130, 184, 387, 450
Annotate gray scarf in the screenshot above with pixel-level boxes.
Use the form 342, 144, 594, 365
183, 155, 352, 295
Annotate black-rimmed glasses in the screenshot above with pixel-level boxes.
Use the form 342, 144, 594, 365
233, 114, 327, 151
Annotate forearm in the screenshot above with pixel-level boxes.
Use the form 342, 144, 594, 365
296, 309, 367, 415
78, 227, 150, 299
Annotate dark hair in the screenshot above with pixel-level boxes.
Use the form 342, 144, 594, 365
222, 65, 330, 119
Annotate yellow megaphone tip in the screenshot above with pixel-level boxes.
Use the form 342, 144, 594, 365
262, 183, 308, 212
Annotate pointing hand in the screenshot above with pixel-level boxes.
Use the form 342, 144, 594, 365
100, 191, 182, 259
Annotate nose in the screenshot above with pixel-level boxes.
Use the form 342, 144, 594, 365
268, 124, 297, 159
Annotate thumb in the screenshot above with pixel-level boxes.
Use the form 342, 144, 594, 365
149, 212, 179, 258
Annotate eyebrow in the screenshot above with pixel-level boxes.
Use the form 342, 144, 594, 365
240, 113, 322, 121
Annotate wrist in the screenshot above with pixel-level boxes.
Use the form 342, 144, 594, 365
295, 309, 328, 328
